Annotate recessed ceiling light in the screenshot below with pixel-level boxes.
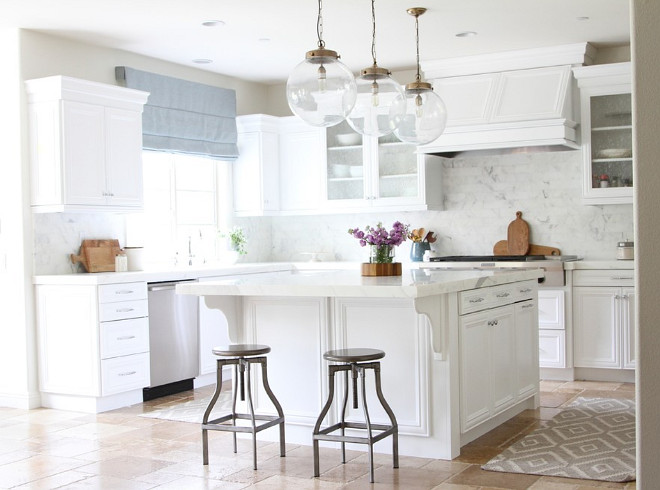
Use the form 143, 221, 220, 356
192, 58, 213, 64
455, 31, 477, 38
258, 37, 271, 43
201, 20, 225, 27
576, 16, 590, 21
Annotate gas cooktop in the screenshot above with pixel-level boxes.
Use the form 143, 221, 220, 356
429, 255, 579, 262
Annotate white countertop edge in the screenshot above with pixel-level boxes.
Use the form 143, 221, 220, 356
565, 260, 634, 270
176, 268, 543, 299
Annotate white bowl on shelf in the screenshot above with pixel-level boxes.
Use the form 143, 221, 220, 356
336, 133, 361, 146
331, 164, 350, 178
349, 166, 363, 178
596, 148, 632, 159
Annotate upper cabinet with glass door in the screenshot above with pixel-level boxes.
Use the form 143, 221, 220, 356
573, 62, 632, 205
323, 121, 443, 212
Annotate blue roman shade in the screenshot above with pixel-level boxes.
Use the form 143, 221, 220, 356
115, 66, 238, 160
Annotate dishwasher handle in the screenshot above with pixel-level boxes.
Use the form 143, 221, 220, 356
147, 279, 196, 292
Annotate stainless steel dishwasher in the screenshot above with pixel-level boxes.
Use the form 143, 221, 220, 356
144, 280, 199, 400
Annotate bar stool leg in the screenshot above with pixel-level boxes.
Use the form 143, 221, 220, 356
231, 363, 239, 454
243, 358, 259, 470
259, 357, 286, 457
339, 367, 350, 464
358, 366, 376, 483
202, 358, 226, 465
313, 365, 338, 477
374, 362, 399, 469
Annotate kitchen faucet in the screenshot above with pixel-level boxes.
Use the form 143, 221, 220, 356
188, 235, 194, 266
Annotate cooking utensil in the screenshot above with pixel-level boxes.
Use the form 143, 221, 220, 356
71, 239, 121, 272
493, 240, 560, 256
424, 231, 437, 243
507, 211, 530, 255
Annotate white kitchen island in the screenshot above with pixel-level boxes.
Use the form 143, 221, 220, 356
178, 266, 543, 460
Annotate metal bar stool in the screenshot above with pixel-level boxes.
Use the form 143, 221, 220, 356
202, 344, 285, 470
313, 348, 398, 483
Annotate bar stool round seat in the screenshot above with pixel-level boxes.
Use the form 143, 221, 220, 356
202, 343, 285, 470
313, 347, 398, 483
212, 344, 271, 357
323, 348, 385, 363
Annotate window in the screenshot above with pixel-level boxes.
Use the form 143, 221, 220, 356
126, 151, 231, 266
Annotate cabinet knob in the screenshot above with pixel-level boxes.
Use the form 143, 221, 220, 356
614, 294, 621, 300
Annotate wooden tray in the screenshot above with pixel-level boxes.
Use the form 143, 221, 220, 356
71, 239, 121, 272
361, 263, 402, 276
493, 240, 560, 256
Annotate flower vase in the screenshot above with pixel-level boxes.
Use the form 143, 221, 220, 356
361, 244, 402, 276
410, 242, 431, 262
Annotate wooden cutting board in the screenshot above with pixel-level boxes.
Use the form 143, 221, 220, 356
493, 240, 561, 256
507, 211, 530, 255
71, 239, 121, 272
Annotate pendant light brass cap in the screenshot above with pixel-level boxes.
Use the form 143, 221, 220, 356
407, 7, 427, 17
360, 64, 392, 80
305, 48, 341, 63
405, 80, 433, 94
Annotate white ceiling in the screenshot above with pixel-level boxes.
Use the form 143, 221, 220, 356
2, 0, 630, 84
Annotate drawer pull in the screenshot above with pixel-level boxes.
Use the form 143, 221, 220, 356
611, 276, 633, 281
469, 297, 485, 304
118, 371, 137, 377
496, 292, 510, 298
116, 308, 134, 313
522, 303, 535, 309
117, 335, 136, 341
487, 319, 499, 326
115, 290, 135, 295
519, 288, 532, 293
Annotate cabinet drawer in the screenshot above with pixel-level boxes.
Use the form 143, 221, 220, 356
573, 270, 634, 287
539, 330, 565, 368
459, 282, 534, 315
538, 290, 565, 330
100, 317, 149, 359
98, 282, 147, 303
99, 299, 148, 322
101, 352, 150, 395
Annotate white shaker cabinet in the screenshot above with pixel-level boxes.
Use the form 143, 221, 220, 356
573, 62, 632, 205
36, 282, 150, 413
538, 289, 566, 368
573, 270, 635, 370
459, 281, 538, 432
323, 120, 443, 213
26, 76, 149, 212
232, 115, 280, 216
278, 117, 325, 214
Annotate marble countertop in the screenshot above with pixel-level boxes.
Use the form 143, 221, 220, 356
176, 268, 543, 299
565, 260, 634, 270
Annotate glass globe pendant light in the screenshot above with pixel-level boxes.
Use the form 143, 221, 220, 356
391, 7, 447, 145
346, 0, 405, 137
286, 0, 357, 127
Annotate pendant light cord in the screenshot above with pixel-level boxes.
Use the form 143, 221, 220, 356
415, 12, 421, 83
371, 0, 378, 65
317, 0, 325, 48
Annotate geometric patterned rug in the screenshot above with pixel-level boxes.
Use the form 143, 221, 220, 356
139, 390, 233, 424
482, 397, 636, 482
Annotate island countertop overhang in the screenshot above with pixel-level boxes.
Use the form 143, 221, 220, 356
176, 268, 544, 299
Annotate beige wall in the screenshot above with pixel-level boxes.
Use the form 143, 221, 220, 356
20, 30, 271, 116
631, 0, 660, 486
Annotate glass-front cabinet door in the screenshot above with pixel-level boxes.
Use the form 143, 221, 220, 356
323, 121, 429, 210
574, 62, 632, 205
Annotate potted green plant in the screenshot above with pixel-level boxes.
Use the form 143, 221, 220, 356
219, 226, 247, 263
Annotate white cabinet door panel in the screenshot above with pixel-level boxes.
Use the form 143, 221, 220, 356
105, 108, 143, 207
539, 330, 566, 368
538, 290, 565, 329
573, 287, 620, 368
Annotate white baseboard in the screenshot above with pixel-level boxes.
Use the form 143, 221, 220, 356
0, 390, 41, 409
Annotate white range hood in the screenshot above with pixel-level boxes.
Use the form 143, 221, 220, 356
418, 43, 596, 157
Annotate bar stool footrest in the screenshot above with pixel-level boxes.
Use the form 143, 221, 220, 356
204, 414, 284, 434
313, 422, 397, 445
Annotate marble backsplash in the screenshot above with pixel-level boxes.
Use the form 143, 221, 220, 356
243, 150, 634, 264
33, 149, 634, 274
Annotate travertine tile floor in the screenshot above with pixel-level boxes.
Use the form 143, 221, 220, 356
0, 380, 635, 489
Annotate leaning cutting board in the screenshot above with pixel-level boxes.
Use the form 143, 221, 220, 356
506, 211, 530, 255
71, 239, 121, 272
493, 240, 560, 256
